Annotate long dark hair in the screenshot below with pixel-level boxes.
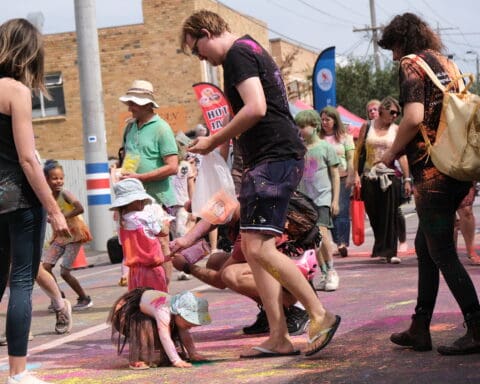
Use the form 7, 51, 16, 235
108, 287, 186, 366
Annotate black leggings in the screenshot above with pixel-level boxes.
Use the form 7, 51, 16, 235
414, 178, 480, 318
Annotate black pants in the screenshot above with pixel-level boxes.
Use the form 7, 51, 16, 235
414, 176, 480, 318
362, 175, 401, 259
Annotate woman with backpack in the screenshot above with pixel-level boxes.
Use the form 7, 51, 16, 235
379, 12, 480, 355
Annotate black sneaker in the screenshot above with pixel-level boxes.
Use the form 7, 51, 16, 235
73, 295, 93, 311
286, 306, 309, 336
242, 307, 269, 334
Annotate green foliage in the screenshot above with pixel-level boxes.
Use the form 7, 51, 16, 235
336, 57, 399, 118
468, 80, 480, 95
334, 57, 480, 117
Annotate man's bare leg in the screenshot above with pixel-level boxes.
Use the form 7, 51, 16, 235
242, 232, 338, 355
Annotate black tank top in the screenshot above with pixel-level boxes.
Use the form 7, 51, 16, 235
0, 112, 40, 214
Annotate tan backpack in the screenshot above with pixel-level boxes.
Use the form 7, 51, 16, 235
403, 54, 480, 181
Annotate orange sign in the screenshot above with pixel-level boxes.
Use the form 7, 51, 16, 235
117, 105, 187, 135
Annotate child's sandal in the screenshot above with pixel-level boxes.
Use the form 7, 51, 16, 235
129, 361, 150, 370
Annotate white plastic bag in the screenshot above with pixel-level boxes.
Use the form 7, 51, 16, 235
191, 151, 238, 225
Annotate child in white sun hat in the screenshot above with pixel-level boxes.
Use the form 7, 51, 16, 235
110, 178, 171, 292
109, 287, 211, 369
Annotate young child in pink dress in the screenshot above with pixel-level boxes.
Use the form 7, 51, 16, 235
109, 287, 211, 369
110, 178, 169, 292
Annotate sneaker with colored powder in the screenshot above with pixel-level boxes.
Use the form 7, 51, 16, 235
313, 272, 327, 291
325, 268, 340, 291
73, 296, 93, 311
6, 371, 50, 384
55, 299, 72, 334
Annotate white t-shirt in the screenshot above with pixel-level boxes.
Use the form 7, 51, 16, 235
173, 160, 195, 206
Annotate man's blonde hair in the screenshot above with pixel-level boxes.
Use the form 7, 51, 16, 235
180, 10, 230, 53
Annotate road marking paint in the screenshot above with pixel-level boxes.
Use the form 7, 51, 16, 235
0, 323, 109, 364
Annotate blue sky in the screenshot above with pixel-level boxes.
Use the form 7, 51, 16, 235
1, 0, 479, 76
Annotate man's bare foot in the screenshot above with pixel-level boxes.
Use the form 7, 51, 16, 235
240, 337, 296, 358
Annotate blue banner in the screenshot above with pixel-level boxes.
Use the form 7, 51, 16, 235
313, 46, 336, 111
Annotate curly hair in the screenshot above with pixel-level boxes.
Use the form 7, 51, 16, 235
319, 106, 346, 141
378, 13, 444, 56
180, 10, 231, 53
43, 159, 62, 177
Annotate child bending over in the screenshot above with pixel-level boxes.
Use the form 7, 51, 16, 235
109, 287, 211, 369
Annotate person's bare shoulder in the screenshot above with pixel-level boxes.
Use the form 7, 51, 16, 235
0, 77, 30, 115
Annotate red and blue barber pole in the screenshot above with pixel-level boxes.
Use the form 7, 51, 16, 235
85, 162, 114, 251
75, 0, 114, 251
86, 163, 111, 206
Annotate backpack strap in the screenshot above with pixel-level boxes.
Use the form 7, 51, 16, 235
400, 54, 467, 160
402, 54, 473, 93
122, 120, 135, 146
402, 54, 446, 91
400, 55, 438, 161
118, 120, 135, 167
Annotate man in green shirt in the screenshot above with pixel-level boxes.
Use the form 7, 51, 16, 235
119, 80, 178, 208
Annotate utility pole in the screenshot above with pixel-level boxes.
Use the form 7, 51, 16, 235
369, 0, 381, 72
353, 0, 382, 71
467, 50, 480, 86
74, 0, 113, 251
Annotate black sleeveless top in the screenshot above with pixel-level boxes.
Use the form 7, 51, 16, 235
0, 112, 40, 214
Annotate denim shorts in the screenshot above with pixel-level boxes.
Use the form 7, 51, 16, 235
316, 206, 333, 229
239, 158, 304, 235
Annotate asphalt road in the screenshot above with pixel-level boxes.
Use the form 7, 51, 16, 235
0, 201, 479, 384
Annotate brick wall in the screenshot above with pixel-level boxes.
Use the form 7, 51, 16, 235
34, 0, 313, 160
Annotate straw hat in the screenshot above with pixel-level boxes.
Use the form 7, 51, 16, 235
119, 80, 159, 108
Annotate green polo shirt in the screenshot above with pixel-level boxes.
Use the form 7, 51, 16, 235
124, 114, 178, 207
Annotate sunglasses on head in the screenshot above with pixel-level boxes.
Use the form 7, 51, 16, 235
389, 110, 400, 117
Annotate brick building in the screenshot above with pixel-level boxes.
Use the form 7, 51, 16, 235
34, 0, 317, 160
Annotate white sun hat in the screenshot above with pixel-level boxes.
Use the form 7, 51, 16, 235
110, 178, 154, 210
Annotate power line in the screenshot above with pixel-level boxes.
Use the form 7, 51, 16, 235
442, 32, 480, 36
266, 0, 341, 28
217, 0, 321, 52
329, 0, 369, 19
295, 0, 358, 24
421, 0, 456, 27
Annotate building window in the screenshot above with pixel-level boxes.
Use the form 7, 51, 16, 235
32, 72, 66, 118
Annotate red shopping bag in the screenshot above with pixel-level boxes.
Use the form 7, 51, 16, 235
350, 185, 365, 246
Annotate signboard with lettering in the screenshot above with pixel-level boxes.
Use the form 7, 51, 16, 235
192, 82, 233, 135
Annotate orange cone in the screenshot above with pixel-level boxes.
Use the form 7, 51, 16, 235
72, 246, 93, 270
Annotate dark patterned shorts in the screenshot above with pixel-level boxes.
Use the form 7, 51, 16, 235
239, 158, 304, 235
